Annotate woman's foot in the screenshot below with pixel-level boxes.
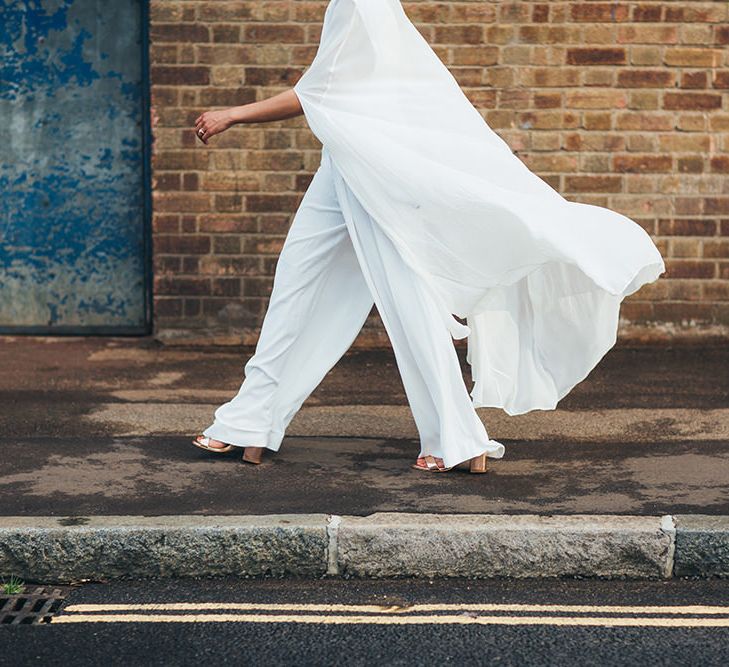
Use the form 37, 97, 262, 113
412, 452, 489, 473
205, 438, 230, 450
412, 455, 451, 472
192, 435, 234, 453
191, 435, 266, 465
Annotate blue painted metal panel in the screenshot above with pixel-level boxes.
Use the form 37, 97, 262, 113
0, 0, 150, 332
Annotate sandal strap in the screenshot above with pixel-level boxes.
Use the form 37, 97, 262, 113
424, 455, 440, 470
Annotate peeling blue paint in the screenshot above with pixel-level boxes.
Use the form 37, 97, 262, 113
0, 1, 148, 329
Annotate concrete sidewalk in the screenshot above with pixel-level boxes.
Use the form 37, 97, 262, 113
1, 336, 728, 580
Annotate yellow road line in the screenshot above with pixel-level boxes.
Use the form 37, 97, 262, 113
53, 613, 729, 627
64, 602, 729, 616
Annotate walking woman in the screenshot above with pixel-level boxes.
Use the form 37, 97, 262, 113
191, 0, 666, 473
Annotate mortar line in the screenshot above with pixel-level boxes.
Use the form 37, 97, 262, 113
660, 514, 676, 579
326, 514, 341, 575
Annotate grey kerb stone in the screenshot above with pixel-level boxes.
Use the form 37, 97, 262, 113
674, 514, 729, 578
0, 512, 685, 581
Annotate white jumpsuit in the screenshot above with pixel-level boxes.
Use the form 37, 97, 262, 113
202, 146, 506, 469
202, 0, 666, 468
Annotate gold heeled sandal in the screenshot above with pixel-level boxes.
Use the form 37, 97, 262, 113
411, 452, 488, 474
191, 435, 266, 465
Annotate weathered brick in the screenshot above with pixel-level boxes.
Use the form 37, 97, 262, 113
155, 276, 211, 296
664, 260, 716, 279
571, 3, 630, 22
664, 93, 723, 110
243, 25, 304, 44
155, 235, 211, 255
618, 70, 674, 87
152, 66, 209, 86
664, 48, 724, 68
566, 48, 626, 65
564, 175, 623, 193
618, 25, 679, 44
151, 23, 209, 43
614, 155, 673, 173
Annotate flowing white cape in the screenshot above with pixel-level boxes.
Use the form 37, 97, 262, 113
293, 0, 666, 415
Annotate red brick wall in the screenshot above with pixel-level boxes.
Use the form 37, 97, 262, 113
149, 1, 729, 345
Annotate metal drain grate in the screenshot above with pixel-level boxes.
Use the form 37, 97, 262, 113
1, 586, 71, 625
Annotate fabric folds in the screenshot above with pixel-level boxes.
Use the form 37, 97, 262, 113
293, 0, 666, 415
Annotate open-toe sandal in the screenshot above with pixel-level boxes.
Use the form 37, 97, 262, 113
192, 435, 266, 465
412, 452, 489, 474
192, 434, 234, 453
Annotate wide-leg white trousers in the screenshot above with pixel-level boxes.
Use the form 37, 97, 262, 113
202, 148, 505, 469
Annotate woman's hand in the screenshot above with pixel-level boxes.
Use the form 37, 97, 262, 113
194, 108, 236, 145
194, 90, 304, 144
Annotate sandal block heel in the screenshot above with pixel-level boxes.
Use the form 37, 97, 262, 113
242, 446, 265, 464
469, 452, 488, 473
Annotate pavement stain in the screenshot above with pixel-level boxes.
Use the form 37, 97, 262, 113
0, 442, 216, 499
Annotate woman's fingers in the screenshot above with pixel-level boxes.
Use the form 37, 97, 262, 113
195, 110, 231, 145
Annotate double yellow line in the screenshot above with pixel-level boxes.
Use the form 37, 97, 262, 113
55, 603, 729, 627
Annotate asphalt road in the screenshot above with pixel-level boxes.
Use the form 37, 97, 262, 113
3, 578, 729, 666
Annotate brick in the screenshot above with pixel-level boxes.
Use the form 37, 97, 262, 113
617, 25, 678, 44
665, 6, 728, 23
197, 3, 254, 21
681, 71, 708, 89
213, 236, 241, 254
244, 67, 302, 87
152, 66, 209, 86
155, 235, 211, 255
434, 26, 484, 45
716, 26, 729, 45
565, 90, 626, 109
451, 47, 499, 67
617, 70, 674, 87
212, 278, 241, 297
653, 302, 713, 323
676, 157, 703, 174
155, 276, 211, 296
154, 298, 183, 317
564, 175, 623, 193
245, 194, 301, 213
198, 215, 259, 234
154, 192, 211, 213
571, 4, 630, 22
633, 6, 663, 22
657, 219, 717, 236
243, 25, 304, 44
199, 256, 261, 277
713, 72, 729, 90
212, 24, 241, 43
705, 199, 729, 215
664, 49, 724, 68
566, 48, 626, 65
613, 155, 673, 173
663, 93, 723, 110
151, 24, 209, 43
664, 260, 716, 279
703, 241, 729, 259
710, 157, 729, 173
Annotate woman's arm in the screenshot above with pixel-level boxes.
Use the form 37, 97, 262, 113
194, 88, 304, 144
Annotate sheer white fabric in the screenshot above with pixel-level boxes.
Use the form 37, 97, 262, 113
293, 0, 666, 415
